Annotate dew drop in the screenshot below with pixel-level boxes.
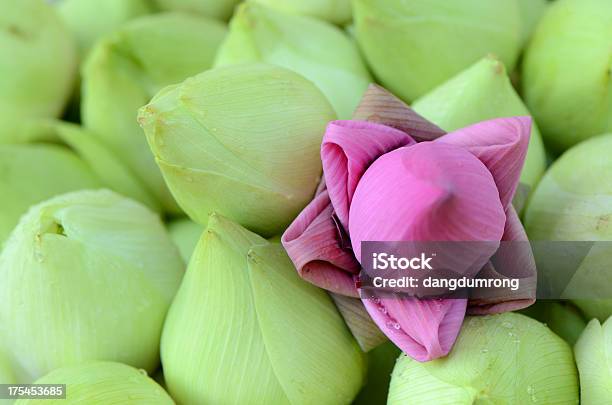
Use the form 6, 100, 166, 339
502, 321, 514, 329
393, 322, 401, 330
480, 348, 489, 354
379, 306, 388, 315
138, 369, 148, 376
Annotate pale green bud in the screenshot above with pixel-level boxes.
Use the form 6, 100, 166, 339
15, 362, 172, 404
161, 213, 365, 404
82, 12, 227, 213
0, 0, 77, 137
0, 120, 159, 246
575, 317, 612, 404
252, 0, 352, 25
522, 0, 612, 152
519, 301, 586, 345
215, 3, 368, 118
153, 0, 241, 20
352, 0, 522, 102
215, 2, 370, 119
525, 134, 612, 320
167, 218, 203, 263
57, 0, 153, 56
0, 190, 184, 382
388, 313, 578, 404
413, 55, 546, 192
139, 64, 336, 236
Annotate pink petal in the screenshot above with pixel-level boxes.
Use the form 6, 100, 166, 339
321, 120, 415, 229
436, 117, 531, 210
349, 143, 505, 263
281, 190, 360, 297
363, 297, 467, 361
468, 206, 536, 314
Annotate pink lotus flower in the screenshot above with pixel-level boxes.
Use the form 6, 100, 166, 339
282, 86, 535, 361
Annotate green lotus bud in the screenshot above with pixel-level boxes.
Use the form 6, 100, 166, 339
0, 121, 159, 246
252, 0, 352, 25
352, 0, 522, 102
519, 301, 586, 345
517, 0, 548, 45
388, 313, 578, 404
82, 12, 227, 213
413, 55, 546, 192
167, 218, 203, 263
161, 213, 365, 404
57, 0, 152, 56
153, 0, 241, 20
524, 134, 612, 320
0, 190, 184, 382
575, 317, 612, 404
0, 0, 77, 137
354, 341, 400, 405
16, 362, 172, 404
215, 3, 370, 119
139, 64, 336, 236
522, 0, 612, 152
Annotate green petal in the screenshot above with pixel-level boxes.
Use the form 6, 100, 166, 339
0, 143, 101, 246
153, 0, 242, 20
251, 0, 352, 25
525, 133, 612, 320
162, 213, 364, 404
0, 0, 76, 138
82, 12, 227, 213
352, 0, 521, 102
27, 120, 160, 212
0, 190, 183, 382
249, 243, 365, 404
388, 313, 578, 404
58, 0, 152, 56
215, 2, 371, 118
575, 318, 612, 404
522, 0, 612, 152
15, 362, 172, 405
413, 55, 546, 191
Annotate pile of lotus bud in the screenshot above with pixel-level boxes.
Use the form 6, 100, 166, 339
1, 0, 610, 403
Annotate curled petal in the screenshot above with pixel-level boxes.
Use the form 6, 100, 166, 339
436, 117, 532, 209
469, 206, 537, 314
321, 120, 415, 228
281, 191, 360, 297
363, 297, 467, 362
353, 84, 447, 142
